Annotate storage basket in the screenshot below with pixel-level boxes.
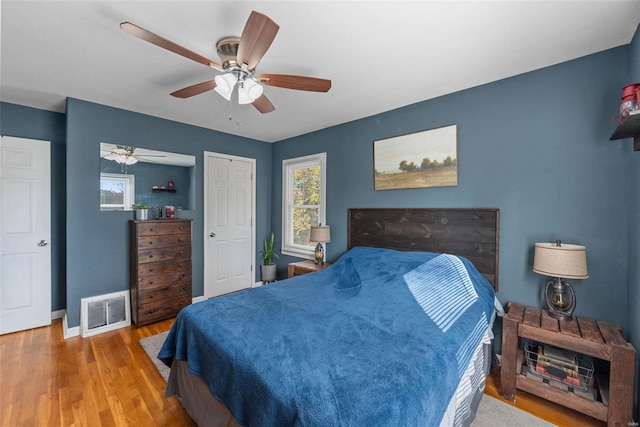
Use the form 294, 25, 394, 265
524, 340, 594, 392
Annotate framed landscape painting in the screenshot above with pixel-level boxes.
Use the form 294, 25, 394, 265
374, 124, 458, 190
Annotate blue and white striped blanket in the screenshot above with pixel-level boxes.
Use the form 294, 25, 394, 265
159, 246, 497, 426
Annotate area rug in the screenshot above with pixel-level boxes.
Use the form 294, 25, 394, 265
140, 332, 554, 426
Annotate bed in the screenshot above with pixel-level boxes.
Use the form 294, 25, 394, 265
159, 208, 502, 427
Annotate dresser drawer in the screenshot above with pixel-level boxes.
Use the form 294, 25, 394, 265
138, 259, 191, 277
137, 270, 191, 290
136, 221, 191, 237
137, 294, 191, 325
138, 234, 190, 250
138, 246, 191, 264
139, 283, 191, 305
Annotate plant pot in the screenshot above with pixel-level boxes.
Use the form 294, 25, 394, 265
135, 208, 149, 220
260, 264, 277, 282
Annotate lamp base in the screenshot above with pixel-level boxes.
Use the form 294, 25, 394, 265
544, 278, 576, 321
314, 243, 324, 265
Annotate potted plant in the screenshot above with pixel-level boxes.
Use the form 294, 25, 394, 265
259, 232, 279, 283
132, 202, 149, 220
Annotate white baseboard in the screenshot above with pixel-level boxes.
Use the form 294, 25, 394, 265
192, 296, 206, 304
252, 281, 263, 288
62, 311, 80, 339
51, 309, 65, 320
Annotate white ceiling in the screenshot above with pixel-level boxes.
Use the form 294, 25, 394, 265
2, 1, 639, 143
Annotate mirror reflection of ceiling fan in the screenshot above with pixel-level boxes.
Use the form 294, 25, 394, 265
120, 10, 331, 114
103, 146, 166, 172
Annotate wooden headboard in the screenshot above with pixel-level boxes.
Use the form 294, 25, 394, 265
348, 208, 500, 290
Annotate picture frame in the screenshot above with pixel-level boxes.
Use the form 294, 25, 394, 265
373, 124, 458, 190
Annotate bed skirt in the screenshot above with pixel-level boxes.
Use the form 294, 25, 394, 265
165, 340, 493, 427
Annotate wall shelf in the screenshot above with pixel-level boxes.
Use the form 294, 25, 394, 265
609, 114, 640, 151
152, 188, 176, 193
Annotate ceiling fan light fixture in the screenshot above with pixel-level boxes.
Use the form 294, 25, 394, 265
238, 79, 263, 104
214, 73, 238, 100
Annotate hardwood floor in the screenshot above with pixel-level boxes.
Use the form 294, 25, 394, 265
0, 319, 194, 427
1, 319, 607, 427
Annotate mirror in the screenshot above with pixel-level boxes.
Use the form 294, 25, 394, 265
100, 143, 196, 212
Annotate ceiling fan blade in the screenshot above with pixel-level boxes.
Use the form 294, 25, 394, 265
120, 22, 223, 71
236, 11, 279, 70
170, 80, 217, 98
258, 74, 331, 92
252, 94, 275, 114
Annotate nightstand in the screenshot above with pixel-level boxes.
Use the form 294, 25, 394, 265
500, 302, 635, 427
287, 260, 332, 278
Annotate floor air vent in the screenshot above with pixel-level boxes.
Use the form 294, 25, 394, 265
80, 291, 131, 338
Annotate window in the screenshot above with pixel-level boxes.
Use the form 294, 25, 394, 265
282, 153, 326, 258
100, 173, 135, 210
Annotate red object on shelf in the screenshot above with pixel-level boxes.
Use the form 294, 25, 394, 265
622, 83, 639, 101
167, 179, 175, 190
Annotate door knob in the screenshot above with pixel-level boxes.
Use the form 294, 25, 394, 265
38, 240, 48, 247
209, 232, 216, 238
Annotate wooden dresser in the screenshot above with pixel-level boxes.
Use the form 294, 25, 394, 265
129, 219, 192, 326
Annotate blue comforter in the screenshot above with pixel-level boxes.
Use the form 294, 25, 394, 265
159, 246, 496, 426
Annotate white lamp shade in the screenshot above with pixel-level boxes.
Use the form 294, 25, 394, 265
123, 156, 138, 165
310, 225, 331, 243
533, 242, 588, 279
238, 79, 263, 104
214, 73, 237, 101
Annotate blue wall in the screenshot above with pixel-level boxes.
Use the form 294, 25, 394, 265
272, 46, 632, 332
0, 102, 67, 312
627, 23, 640, 420
65, 98, 272, 328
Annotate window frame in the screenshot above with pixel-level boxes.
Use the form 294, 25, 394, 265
100, 172, 135, 211
281, 152, 326, 259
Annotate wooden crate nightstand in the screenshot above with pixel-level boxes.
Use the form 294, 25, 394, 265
500, 302, 635, 427
287, 260, 332, 278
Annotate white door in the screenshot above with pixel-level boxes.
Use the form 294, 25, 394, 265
0, 136, 51, 334
204, 152, 255, 298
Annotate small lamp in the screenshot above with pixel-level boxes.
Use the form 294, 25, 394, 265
533, 240, 588, 320
309, 224, 331, 265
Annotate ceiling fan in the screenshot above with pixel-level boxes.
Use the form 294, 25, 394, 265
102, 145, 166, 172
120, 11, 331, 114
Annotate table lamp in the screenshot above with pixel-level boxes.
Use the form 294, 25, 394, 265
532, 240, 588, 320
310, 225, 331, 265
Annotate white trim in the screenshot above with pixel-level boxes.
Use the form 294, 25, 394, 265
203, 151, 256, 298
99, 172, 135, 210
252, 281, 264, 288
192, 296, 206, 304
51, 309, 65, 320
63, 311, 80, 339
281, 152, 326, 258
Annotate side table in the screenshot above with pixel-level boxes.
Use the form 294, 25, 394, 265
287, 260, 332, 278
500, 302, 635, 427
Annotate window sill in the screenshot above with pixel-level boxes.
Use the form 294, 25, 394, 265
281, 247, 314, 260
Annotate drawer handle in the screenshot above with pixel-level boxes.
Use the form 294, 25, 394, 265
178, 238, 184, 242
149, 255, 154, 259
177, 251, 184, 256
179, 274, 185, 279
179, 226, 184, 230
148, 241, 154, 245
178, 263, 183, 267
149, 269, 154, 273
149, 281, 154, 285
